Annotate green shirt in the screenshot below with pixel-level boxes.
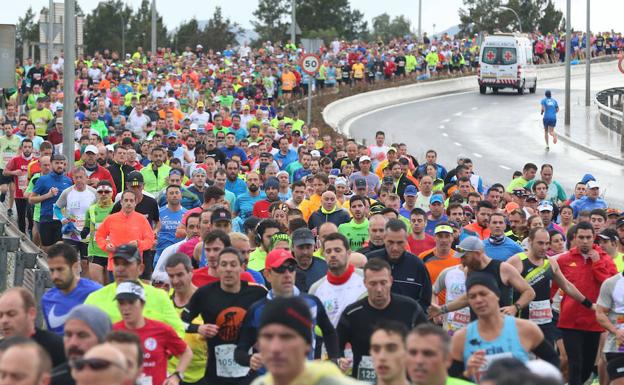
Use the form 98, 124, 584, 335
168, 296, 207, 383
25, 174, 41, 221
446, 376, 476, 385
84, 281, 185, 337
506, 177, 530, 193
84, 203, 114, 257
28, 108, 54, 137
248, 247, 268, 272
91, 120, 109, 139
0, 135, 21, 169
338, 219, 369, 250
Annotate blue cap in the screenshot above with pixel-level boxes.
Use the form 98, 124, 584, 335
404, 185, 417, 197
167, 132, 178, 138
430, 195, 444, 205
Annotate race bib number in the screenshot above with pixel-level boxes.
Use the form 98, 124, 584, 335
137, 375, 152, 385
214, 344, 249, 378
447, 309, 471, 335
475, 352, 514, 382
17, 174, 28, 191
357, 355, 376, 384
616, 316, 624, 352
529, 300, 553, 325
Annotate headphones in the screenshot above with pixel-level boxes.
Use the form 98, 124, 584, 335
255, 219, 281, 249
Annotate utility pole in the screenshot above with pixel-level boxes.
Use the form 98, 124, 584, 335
291, 0, 296, 46
564, 0, 571, 125
48, 0, 54, 64
151, 0, 157, 55
585, 0, 591, 107
63, 0, 76, 170
418, 0, 422, 42
121, 13, 126, 58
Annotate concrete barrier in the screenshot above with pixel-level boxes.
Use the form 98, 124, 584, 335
323, 60, 619, 137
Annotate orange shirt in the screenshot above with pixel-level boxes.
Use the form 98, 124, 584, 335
463, 222, 490, 240
95, 210, 155, 271
419, 248, 459, 304
281, 72, 297, 91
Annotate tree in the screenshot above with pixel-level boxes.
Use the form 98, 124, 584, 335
84, 0, 133, 56
251, 0, 290, 45
295, 0, 367, 40
126, 0, 169, 54
372, 13, 412, 42
539, 0, 563, 34
16, 7, 39, 60
200, 7, 242, 51
173, 18, 202, 52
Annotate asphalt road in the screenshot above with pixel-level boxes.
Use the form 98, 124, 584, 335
347, 69, 624, 206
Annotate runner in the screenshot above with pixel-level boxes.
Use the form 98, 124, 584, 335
369, 321, 410, 385
540, 90, 559, 150
182, 248, 267, 385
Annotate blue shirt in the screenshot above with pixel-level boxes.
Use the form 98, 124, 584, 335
570, 196, 608, 218
230, 127, 249, 142
41, 278, 102, 334
33, 172, 74, 222
293, 167, 312, 182
274, 149, 298, 170
541, 97, 559, 120
221, 146, 248, 162
425, 215, 448, 236
234, 191, 266, 220
483, 237, 524, 261
156, 206, 186, 256
225, 178, 247, 197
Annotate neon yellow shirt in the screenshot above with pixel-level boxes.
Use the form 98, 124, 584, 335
168, 294, 207, 383
84, 281, 184, 337
28, 108, 53, 137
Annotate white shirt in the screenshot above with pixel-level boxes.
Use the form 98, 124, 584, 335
309, 270, 367, 327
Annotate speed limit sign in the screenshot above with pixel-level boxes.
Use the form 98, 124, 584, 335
301, 54, 320, 75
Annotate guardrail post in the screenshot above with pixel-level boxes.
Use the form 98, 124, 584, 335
33, 269, 50, 328
13, 251, 38, 286
0, 236, 19, 292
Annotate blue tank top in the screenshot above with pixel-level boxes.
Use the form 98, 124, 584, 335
463, 315, 529, 379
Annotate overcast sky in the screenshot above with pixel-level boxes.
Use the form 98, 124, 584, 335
2, 0, 621, 35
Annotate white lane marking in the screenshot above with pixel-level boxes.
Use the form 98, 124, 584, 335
442, 133, 449, 137
471, 107, 478, 111
439, 125, 445, 129
454, 111, 463, 116
454, 142, 462, 146
473, 152, 483, 158
499, 165, 511, 170
441, 118, 451, 123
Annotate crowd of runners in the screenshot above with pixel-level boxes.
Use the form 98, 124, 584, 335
0, 32, 623, 385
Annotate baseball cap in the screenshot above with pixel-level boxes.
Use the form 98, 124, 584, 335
587, 180, 600, 189
434, 222, 454, 235
265, 248, 296, 270
196, 101, 205, 108
127, 171, 144, 186
505, 202, 519, 214
248, 141, 259, 148
115, 281, 146, 302
404, 185, 417, 197
430, 195, 444, 205
51, 154, 67, 161
211, 207, 232, 223
598, 228, 619, 242
292, 228, 315, 247
607, 208, 621, 217
359, 155, 371, 163
387, 147, 397, 154
354, 178, 367, 189
525, 195, 538, 202
455, 236, 484, 258
112, 244, 141, 263
382, 176, 394, 185
537, 200, 554, 212
335, 177, 347, 187
512, 188, 527, 197
616, 216, 624, 229
167, 132, 178, 139
189, 123, 198, 131
55, 117, 63, 124
310, 150, 321, 158
84, 145, 98, 154
191, 168, 207, 176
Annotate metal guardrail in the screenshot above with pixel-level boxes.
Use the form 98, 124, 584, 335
0, 211, 51, 328
596, 87, 624, 134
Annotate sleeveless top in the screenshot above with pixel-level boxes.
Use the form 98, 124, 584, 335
463, 315, 530, 380
517, 252, 554, 325
479, 259, 513, 307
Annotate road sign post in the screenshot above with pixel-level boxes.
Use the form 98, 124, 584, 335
301, 54, 320, 126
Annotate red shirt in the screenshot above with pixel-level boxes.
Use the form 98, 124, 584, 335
408, 234, 436, 256
191, 267, 255, 288
252, 200, 274, 219
113, 319, 187, 385
6, 155, 35, 198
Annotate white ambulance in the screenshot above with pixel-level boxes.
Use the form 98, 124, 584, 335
478, 33, 538, 95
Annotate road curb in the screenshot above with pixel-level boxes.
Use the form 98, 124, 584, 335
556, 131, 624, 165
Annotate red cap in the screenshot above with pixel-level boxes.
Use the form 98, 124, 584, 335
265, 249, 296, 270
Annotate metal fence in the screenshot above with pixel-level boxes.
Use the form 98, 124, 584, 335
596, 87, 624, 136
0, 211, 51, 328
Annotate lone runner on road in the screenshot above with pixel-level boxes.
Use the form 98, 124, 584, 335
540, 90, 559, 150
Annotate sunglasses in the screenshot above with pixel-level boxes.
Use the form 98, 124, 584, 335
272, 263, 296, 274
97, 190, 112, 194
70, 358, 124, 371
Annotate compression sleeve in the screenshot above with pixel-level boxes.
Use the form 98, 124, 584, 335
448, 360, 466, 378
533, 339, 560, 368
315, 297, 340, 359
234, 304, 259, 367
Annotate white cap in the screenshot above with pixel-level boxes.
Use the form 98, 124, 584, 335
248, 142, 259, 147
335, 177, 347, 187
189, 123, 198, 130
106, 144, 115, 152
167, 97, 176, 104
587, 180, 600, 189
84, 145, 98, 154
359, 155, 371, 162
310, 150, 321, 158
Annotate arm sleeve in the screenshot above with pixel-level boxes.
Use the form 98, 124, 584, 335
418, 265, 433, 313
180, 291, 200, 334
533, 338, 560, 368
315, 297, 339, 359
234, 305, 258, 366
336, 310, 351, 357
448, 360, 466, 378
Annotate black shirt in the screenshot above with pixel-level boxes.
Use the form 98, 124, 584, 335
206, 148, 227, 166
182, 281, 267, 383
295, 257, 328, 293
32, 328, 66, 367
337, 294, 427, 380
111, 193, 160, 226
50, 362, 74, 385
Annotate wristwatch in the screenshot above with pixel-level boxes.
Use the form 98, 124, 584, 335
169, 371, 183, 381
514, 303, 521, 315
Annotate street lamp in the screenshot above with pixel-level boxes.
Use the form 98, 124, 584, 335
498, 6, 522, 33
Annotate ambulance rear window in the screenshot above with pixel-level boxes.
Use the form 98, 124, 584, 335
482, 47, 498, 64
501, 48, 517, 64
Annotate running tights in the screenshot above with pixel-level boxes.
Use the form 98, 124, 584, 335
15, 199, 28, 234
561, 328, 601, 385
